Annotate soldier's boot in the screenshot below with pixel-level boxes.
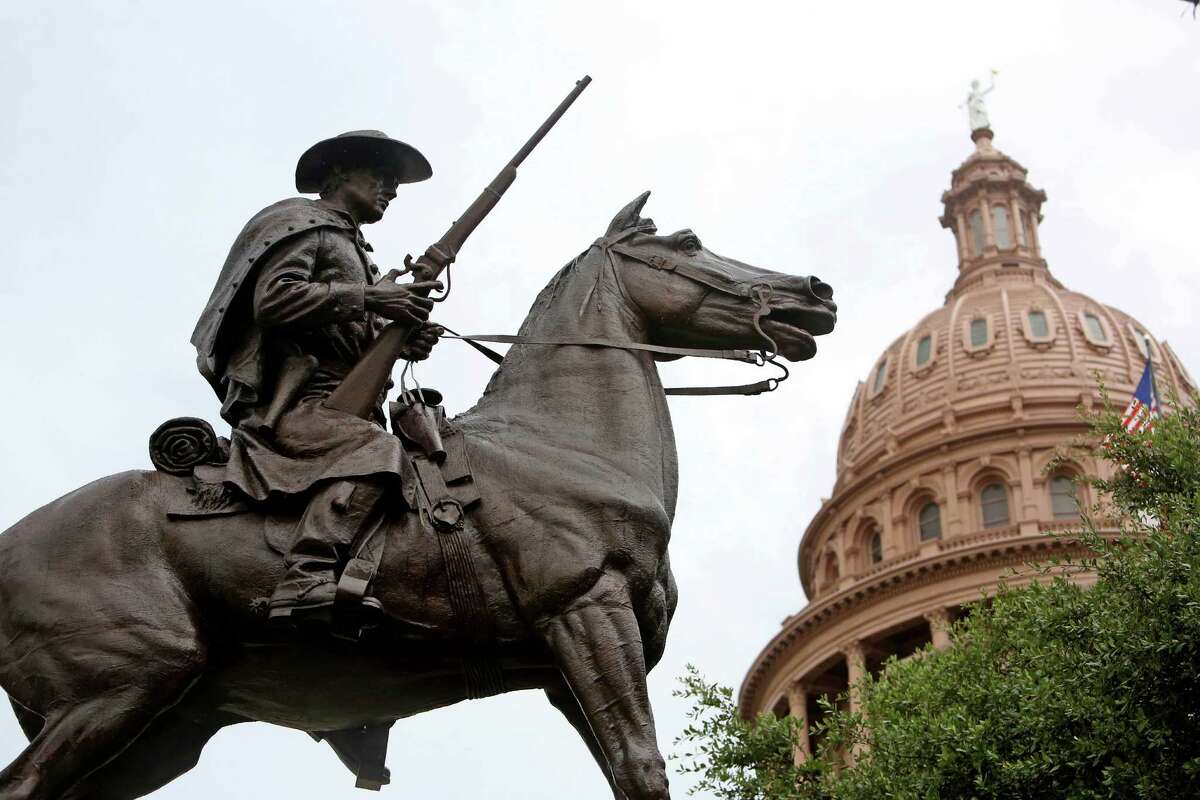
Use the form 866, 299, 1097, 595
268, 479, 386, 627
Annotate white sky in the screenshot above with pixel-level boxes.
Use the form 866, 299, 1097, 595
1, 1, 1196, 798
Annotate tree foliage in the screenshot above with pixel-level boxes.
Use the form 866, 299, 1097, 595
675, 390, 1200, 799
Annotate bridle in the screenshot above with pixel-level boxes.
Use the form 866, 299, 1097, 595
434, 228, 793, 397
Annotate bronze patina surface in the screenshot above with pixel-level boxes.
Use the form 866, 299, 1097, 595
0, 135, 836, 799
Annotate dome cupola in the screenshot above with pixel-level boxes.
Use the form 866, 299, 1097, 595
939, 128, 1049, 297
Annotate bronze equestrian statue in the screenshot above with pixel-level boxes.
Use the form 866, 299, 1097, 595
0, 127, 837, 799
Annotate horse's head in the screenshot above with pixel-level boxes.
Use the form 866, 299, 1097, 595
601, 192, 836, 362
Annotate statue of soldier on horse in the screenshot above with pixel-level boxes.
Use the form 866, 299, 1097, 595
0, 78, 837, 800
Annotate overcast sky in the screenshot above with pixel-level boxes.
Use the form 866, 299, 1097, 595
1, 2, 1196, 798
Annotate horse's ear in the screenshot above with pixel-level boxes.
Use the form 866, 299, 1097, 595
606, 191, 655, 236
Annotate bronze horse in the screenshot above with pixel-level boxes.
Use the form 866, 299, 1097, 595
0, 193, 836, 800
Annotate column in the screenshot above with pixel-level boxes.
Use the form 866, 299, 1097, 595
880, 493, 900, 559
844, 641, 866, 715
955, 213, 969, 262
942, 463, 962, 538
1009, 191, 1024, 247
924, 607, 953, 650
979, 188, 996, 248
843, 640, 868, 764
1017, 446, 1039, 534
786, 681, 811, 765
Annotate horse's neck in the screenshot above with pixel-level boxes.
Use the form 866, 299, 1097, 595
463, 252, 678, 514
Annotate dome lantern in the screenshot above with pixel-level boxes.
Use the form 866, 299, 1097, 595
939, 127, 1049, 297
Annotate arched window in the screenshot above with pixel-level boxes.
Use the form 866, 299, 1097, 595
1131, 327, 1151, 359
970, 317, 989, 348
915, 335, 932, 367
1083, 313, 1107, 344
981, 483, 1010, 528
968, 210, 986, 256
1049, 475, 1079, 519
992, 205, 1012, 248
918, 502, 942, 541
872, 360, 888, 394
869, 529, 883, 564
1027, 309, 1046, 338
822, 552, 840, 588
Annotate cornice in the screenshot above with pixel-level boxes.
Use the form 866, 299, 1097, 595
801, 416, 1095, 590
739, 527, 1099, 718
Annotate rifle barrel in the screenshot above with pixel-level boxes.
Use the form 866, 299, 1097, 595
510, 75, 591, 168
323, 75, 592, 418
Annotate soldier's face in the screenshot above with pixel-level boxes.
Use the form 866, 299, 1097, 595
341, 169, 400, 224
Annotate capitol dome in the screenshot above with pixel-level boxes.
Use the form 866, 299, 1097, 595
738, 127, 1196, 755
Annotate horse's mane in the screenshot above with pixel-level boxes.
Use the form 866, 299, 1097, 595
467, 220, 654, 405
467, 246, 596, 402
514, 248, 592, 336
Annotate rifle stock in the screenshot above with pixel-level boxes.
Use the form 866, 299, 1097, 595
324, 76, 591, 418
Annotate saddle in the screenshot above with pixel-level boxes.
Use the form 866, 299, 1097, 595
152, 393, 489, 791
155, 392, 482, 627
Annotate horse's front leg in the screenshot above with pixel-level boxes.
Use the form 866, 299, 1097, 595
537, 573, 668, 800
545, 680, 627, 800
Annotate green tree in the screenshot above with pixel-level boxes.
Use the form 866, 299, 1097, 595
675, 391, 1200, 799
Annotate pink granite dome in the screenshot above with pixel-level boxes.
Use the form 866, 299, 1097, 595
739, 130, 1195, 728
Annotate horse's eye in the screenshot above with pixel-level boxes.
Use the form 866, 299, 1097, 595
679, 233, 702, 254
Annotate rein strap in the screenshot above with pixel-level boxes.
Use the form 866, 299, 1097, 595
439, 328, 780, 397
433, 235, 789, 398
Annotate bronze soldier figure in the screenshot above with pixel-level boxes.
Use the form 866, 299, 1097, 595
191, 130, 444, 624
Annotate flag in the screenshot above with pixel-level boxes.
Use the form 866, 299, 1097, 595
1122, 360, 1159, 433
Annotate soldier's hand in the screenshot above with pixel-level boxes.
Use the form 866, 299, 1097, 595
364, 273, 443, 324
404, 323, 443, 362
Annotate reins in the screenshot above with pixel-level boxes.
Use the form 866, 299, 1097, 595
427, 233, 792, 397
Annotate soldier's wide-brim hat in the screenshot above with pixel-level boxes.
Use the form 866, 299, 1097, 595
295, 130, 432, 193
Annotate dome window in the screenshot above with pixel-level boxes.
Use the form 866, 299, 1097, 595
915, 334, 933, 367
869, 529, 883, 564
1049, 475, 1079, 520
1027, 310, 1049, 338
968, 210, 986, 256
822, 552, 840, 590
1081, 312, 1109, 346
992, 205, 1012, 249
1022, 309, 1055, 346
870, 358, 889, 396
918, 502, 942, 542
980, 483, 1010, 529
963, 314, 994, 355
969, 317, 988, 348
1128, 325, 1154, 360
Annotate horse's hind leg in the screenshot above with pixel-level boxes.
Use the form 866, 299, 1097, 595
60, 710, 237, 800
0, 650, 203, 800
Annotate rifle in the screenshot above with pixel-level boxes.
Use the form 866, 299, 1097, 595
324, 76, 592, 418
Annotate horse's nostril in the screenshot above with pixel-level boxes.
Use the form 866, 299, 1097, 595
808, 277, 834, 303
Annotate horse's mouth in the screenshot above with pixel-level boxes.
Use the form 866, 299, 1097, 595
762, 319, 816, 361
761, 304, 834, 361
